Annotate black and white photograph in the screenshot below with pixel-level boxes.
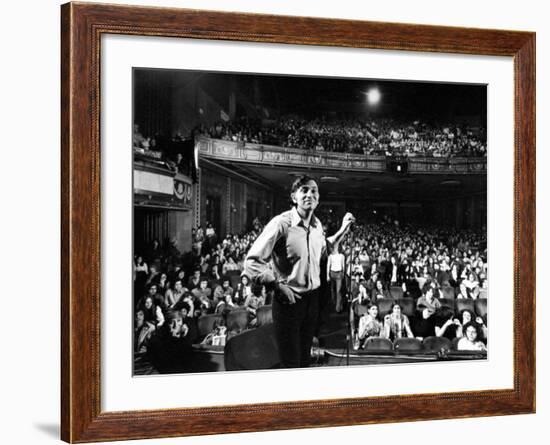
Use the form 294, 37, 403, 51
132, 68, 488, 375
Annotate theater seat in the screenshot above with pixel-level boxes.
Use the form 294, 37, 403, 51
455, 299, 476, 315
474, 298, 487, 318
438, 298, 455, 314
397, 298, 415, 318
422, 336, 452, 353
377, 298, 395, 317
226, 308, 249, 332
451, 337, 461, 351
390, 286, 404, 299
224, 324, 280, 370
442, 286, 456, 299
354, 304, 368, 317
363, 337, 393, 352
197, 314, 224, 338
256, 305, 273, 326
394, 337, 423, 352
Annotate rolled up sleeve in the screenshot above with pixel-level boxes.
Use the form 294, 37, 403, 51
243, 217, 283, 285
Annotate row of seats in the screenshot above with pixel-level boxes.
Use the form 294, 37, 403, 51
197, 297, 487, 339
196, 305, 273, 338
355, 297, 487, 319
363, 336, 485, 353
389, 285, 487, 300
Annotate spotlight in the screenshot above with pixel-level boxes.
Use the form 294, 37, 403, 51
366, 88, 381, 105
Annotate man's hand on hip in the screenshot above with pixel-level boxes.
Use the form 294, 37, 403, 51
277, 283, 300, 304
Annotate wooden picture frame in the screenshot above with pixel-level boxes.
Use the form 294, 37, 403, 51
61, 2, 535, 442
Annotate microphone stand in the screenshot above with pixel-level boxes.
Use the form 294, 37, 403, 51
345, 223, 355, 366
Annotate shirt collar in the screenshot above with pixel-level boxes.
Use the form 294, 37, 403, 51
290, 206, 319, 228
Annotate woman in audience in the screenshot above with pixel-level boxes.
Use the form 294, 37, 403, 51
384, 303, 414, 341
138, 295, 165, 327
434, 307, 463, 340
457, 322, 487, 351
357, 303, 385, 349
415, 283, 442, 338
371, 279, 391, 300
134, 309, 156, 354
155, 272, 169, 295
456, 282, 472, 299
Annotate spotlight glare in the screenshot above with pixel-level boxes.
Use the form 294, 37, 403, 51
367, 88, 381, 105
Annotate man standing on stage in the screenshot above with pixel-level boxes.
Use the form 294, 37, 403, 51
243, 175, 355, 368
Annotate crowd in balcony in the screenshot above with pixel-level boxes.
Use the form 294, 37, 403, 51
195, 116, 487, 158
134, 214, 488, 373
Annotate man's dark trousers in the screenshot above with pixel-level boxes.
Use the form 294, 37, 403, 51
272, 288, 319, 368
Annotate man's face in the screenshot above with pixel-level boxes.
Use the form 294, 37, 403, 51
292, 180, 319, 213
170, 316, 184, 337
174, 281, 183, 292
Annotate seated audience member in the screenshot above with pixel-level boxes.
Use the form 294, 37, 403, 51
456, 282, 472, 299
165, 279, 186, 308
244, 286, 265, 327
457, 322, 487, 352
178, 302, 198, 344
134, 309, 155, 354
235, 274, 253, 306
155, 272, 169, 297
215, 292, 237, 314
371, 279, 391, 300
134, 255, 148, 290
138, 295, 165, 328
456, 309, 488, 341
434, 307, 463, 340
415, 283, 442, 338
140, 283, 165, 311
201, 318, 229, 346
358, 249, 370, 276
349, 279, 370, 332
448, 263, 461, 289
384, 303, 414, 341
147, 310, 194, 373
213, 277, 234, 303
171, 268, 187, 289
356, 303, 385, 349
222, 255, 240, 275
192, 277, 213, 301
208, 263, 222, 286
462, 272, 480, 298
187, 269, 202, 291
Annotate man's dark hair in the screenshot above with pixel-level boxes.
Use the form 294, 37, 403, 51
290, 175, 317, 194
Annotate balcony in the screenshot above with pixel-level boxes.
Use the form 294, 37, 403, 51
197, 137, 486, 174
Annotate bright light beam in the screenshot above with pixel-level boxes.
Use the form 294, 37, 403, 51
366, 88, 381, 105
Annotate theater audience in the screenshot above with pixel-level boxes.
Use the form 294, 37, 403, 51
134, 217, 488, 372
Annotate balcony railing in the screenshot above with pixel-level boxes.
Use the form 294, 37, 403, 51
197, 137, 486, 174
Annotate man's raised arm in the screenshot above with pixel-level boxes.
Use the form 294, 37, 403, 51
326, 212, 355, 253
